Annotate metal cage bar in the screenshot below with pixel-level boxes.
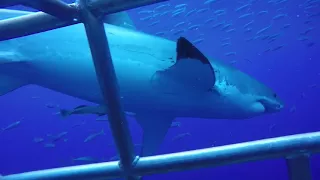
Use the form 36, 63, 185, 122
77, 0, 139, 179
2, 132, 320, 179
0, 0, 166, 41
21, 0, 78, 20
0, 1, 319, 180
0, 0, 26, 8
286, 154, 313, 180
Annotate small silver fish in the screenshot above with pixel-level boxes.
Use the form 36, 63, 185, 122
33, 137, 44, 143
44, 143, 55, 148
172, 133, 191, 141
1, 119, 22, 131
73, 156, 100, 163
84, 129, 105, 143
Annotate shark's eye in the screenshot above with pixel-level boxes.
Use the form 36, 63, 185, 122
273, 93, 277, 98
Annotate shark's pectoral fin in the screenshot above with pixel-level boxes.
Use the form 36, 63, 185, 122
135, 113, 174, 156
151, 37, 216, 94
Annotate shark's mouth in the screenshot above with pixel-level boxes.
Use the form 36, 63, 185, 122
258, 98, 282, 113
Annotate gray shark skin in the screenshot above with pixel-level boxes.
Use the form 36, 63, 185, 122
0, 10, 284, 156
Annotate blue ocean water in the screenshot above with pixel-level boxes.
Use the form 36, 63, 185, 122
1, 0, 320, 179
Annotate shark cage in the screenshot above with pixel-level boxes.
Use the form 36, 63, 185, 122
0, 0, 319, 180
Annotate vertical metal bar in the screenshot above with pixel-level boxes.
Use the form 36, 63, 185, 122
286, 154, 313, 180
77, 0, 139, 179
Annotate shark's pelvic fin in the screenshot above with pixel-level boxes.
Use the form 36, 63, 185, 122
151, 37, 216, 94
103, 12, 136, 30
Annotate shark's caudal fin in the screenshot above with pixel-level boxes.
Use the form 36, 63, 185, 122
138, 37, 215, 156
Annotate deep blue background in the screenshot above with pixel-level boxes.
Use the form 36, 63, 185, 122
1, 0, 320, 179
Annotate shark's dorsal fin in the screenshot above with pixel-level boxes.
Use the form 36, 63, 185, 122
176, 37, 210, 65
151, 37, 216, 94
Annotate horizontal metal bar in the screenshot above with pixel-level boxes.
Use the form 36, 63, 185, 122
0, 10, 79, 41
3, 132, 320, 180
78, 0, 138, 180
89, 0, 168, 16
0, 0, 27, 8
286, 154, 313, 180
22, 0, 78, 20
0, 0, 76, 20
0, 0, 167, 41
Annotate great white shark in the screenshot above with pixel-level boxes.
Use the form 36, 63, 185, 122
0, 9, 284, 156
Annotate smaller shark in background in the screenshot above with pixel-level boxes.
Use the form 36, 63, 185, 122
0, 10, 284, 157
56, 105, 135, 118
